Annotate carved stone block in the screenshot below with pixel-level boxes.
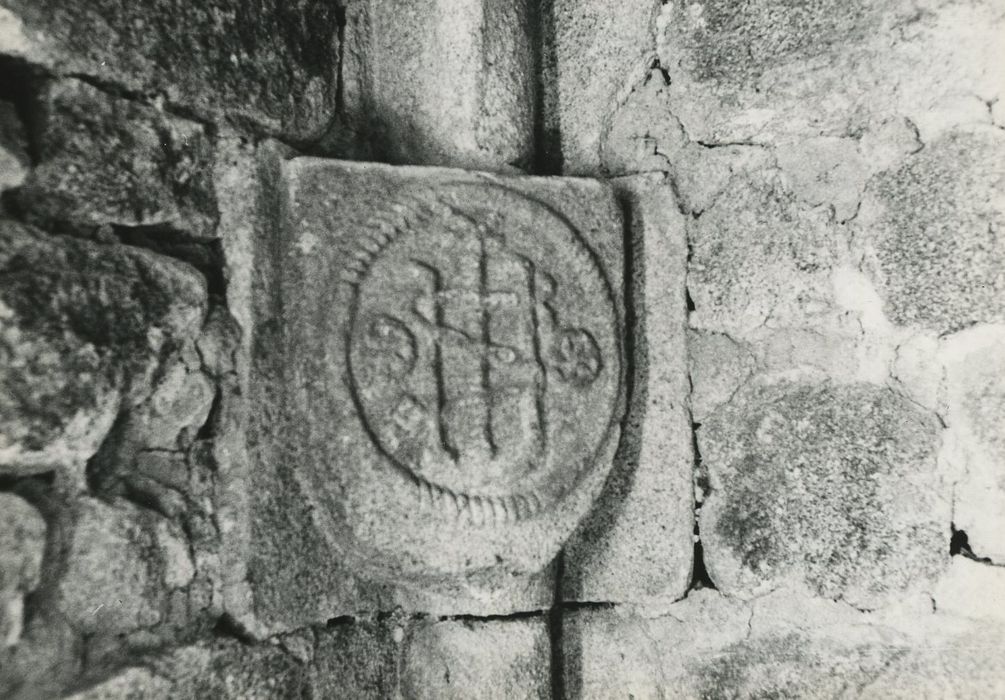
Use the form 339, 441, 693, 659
563, 174, 693, 608
246, 159, 624, 625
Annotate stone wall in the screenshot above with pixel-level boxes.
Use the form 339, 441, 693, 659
1, 0, 1002, 697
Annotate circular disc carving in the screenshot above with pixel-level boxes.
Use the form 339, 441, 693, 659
345, 184, 620, 525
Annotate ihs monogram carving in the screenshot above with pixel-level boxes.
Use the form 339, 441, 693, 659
342, 184, 619, 526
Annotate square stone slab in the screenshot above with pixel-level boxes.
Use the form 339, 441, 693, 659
246, 159, 625, 624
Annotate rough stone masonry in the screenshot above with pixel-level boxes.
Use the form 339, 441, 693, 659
0, 0, 1002, 698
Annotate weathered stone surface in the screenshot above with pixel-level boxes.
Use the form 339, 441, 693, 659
85, 342, 215, 517
309, 619, 403, 699
686, 163, 840, 337
857, 127, 1005, 335
565, 588, 1005, 698
942, 325, 1005, 562
56, 498, 196, 637
0, 98, 28, 193
244, 159, 624, 626
687, 330, 756, 424
0, 219, 207, 474
699, 381, 947, 608
546, 0, 660, 175
0, 0, 339, 141
340, 0, 534, 170
67, 638, 306, 699
17, 79, 217, 238
656, 0, 1003, 145
0, 493, 45, 647
402, 617, 550, 699
564, 173, 692, 607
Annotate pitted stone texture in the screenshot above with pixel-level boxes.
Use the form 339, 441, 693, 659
402, 617, 550, 700
309, 616, 549, 699
699, 381, 947, 609
66, 639, 306, 699
0, 98, 28, 193
564, 174, 693, 607
687, 330, 756, 424
0, 493, 45, 647
85, 342, 215, 518
0, 0, 339, 141
657, 0, 1003, 146
17, 79, 217, 238
0, 219, 207, 474
942, 325, 1005, 563
245, 159, 624, 624
565, 588, 1005, 698
686, 165, 841, 337
546, 0, 660, 175
309, 620, 403, 699
56, 498, 197, 638
340, 0, 534, 170
857, 127, 1005, 335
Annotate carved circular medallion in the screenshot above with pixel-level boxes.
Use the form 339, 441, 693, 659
345, 185, 620, 525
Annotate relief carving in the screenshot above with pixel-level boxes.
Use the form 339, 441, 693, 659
343, 184, 619, 526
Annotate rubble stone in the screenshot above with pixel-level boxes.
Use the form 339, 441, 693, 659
0, 0, 340, 141
942, 325, 1005, 562
244, 159, 624, 625
17, 79, 217, 238
67, 639, 306, 699
340, 0, 534, 170
687, 330, 756, 424
564, 174, 692, 606
656, 0, 1003, 146
309, 620, 403, 699
565, 588, 1005, 698
686, 165, 839, 337
0, 219, 207, 474
546, 0, 659, 175
0, 493, 46, 647
402, 617, 550, 699
699, 380, 947, 608
858, 127, 1005, 335
57, 498, 194, 637
0, 98, 28, 193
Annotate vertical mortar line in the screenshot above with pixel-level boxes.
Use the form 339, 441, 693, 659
333, 2, 347, 116
549, 550, 566, 700
530, 0, 562, 174
682, 216, 715, 591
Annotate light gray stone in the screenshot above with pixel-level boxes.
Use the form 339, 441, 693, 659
402, 617, 551, 700
340, 0, 534, 170
67, 639, 306, 699
0, 0, 340, 141
0, 493, 45, 647
563, 173, 692, 607
17, 79, 217, 238
546, 0, 660, 175
687, 330, 756, 424
857, 126, 1005, 335
685, 163, 840, 337
933, 557, 1005, 624
243, 159, 625, 627
0, 219, 207, 475
699, 380, 948, 609
565, 588, 1005, 698
656, 0, 1003, 146
942, 325, 1005, 563
57, 498, 196, 637
0, 98, 28, 193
